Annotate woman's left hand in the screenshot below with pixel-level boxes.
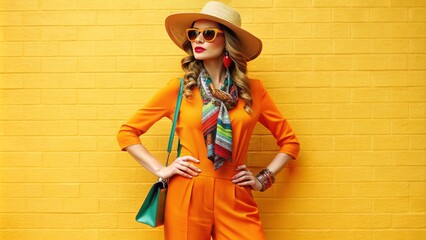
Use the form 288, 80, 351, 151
232, 165, 262, 191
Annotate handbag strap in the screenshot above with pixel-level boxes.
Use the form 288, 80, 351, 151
165, 78, 184, 167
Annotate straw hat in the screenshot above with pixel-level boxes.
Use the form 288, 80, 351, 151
165, 1, 262, 61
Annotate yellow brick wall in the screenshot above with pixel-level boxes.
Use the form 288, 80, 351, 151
0, 0, 425, 239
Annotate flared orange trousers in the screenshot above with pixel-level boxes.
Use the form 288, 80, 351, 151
164, 161, 266, 240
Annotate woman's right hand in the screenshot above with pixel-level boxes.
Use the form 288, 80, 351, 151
156, 156, 202, 180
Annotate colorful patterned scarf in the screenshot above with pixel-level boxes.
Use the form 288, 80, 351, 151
198, 69, 238, 170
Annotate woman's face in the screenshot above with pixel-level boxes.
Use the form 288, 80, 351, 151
190, 20, 226, 61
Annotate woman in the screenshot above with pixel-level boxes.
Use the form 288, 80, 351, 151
117, 1, 300, 239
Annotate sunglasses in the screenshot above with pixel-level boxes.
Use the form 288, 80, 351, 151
186, 28, 224, 43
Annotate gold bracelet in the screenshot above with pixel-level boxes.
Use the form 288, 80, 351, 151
256, 168, 275, 192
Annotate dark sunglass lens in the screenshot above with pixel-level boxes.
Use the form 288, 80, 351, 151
187, 30, 199, 40
203, 30, 216, 41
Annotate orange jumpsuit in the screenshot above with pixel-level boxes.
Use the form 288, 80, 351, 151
117, 78, 300, 240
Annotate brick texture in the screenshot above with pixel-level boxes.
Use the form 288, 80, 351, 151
0, 0, 425, 239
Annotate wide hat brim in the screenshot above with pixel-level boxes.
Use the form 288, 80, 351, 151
165, 12, 262, 61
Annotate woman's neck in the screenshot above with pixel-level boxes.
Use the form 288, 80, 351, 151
203, 58, 227, 89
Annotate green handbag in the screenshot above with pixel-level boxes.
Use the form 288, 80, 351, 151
135, 78, 184, 227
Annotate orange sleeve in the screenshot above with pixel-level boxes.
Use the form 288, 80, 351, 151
116, 78, 181, 151
257, 80, 300, 159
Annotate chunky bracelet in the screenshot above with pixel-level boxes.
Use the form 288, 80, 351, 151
256, 168, 275, 192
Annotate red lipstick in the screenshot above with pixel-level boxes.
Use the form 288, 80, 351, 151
194, 47, 205, 53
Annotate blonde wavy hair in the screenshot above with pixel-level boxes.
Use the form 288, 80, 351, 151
180, 26, 252, 114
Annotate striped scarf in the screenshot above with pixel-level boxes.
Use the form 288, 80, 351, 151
199, 69, 238, 170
